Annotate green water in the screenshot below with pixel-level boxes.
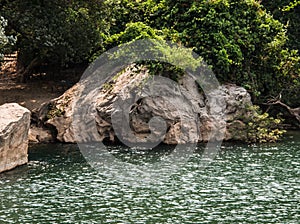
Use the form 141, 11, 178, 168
0, 133, 299, 223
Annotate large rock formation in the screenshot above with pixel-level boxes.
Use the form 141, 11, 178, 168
0, 103, 31, 173
32, 66, 253, 144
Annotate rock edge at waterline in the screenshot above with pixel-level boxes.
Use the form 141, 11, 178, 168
32, 67, 253, 144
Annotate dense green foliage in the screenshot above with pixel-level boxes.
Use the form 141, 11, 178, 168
1, 0, 299, 106
262, 0, 300, 51
261, 0, 300, 106
1, 0, 109, 68
108, 0, 300, 104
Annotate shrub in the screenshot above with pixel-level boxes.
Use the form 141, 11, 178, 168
245, 105, 286, 143
102, 22, 203, 82
0, 16, 15, 63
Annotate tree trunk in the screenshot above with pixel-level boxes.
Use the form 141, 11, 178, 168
17, 57, 40, 83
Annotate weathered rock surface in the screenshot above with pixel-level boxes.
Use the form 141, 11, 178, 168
28, 126, 53, 143
33, 66, 252, 144
30, 82, 83, 143
0, 103, 31, 173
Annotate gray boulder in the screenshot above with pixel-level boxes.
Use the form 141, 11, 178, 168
0, 103, 31, 173
34, 66, 252, 144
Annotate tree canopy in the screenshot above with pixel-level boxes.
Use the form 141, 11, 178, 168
0, 0, 299, 105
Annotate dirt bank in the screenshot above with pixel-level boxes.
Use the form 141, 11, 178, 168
0, 56, 81, 111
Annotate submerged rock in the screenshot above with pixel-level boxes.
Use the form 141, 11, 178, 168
33, 66, 252, 144
0, 103, 31, 173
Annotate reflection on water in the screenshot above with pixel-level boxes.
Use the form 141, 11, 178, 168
0, 133, 299, 223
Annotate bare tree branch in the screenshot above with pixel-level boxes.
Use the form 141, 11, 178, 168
264, 99, 300, 125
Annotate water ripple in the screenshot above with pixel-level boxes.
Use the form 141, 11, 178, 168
0, 134, 299, 223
